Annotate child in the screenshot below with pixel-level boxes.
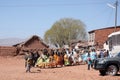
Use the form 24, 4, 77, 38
25, 52, 33, 73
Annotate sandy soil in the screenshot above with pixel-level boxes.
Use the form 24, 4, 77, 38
0, 56, 120, 80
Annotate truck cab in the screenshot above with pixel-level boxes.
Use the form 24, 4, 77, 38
94, 52, 120, 76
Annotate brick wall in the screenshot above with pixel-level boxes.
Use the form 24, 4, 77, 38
0, 46, 17, 56
95, 27, 120, 49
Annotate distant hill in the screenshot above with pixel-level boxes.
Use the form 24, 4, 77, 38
0, 38, 26, 46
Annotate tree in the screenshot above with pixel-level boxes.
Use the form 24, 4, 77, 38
44, 18, 87, 47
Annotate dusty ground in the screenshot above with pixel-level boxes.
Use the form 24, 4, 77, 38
0, 56, 120, 80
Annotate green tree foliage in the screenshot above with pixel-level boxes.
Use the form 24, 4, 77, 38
44, 18, 87, 47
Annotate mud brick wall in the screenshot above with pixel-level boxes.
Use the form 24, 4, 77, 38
24, 40, 46, 49
0, 46, 17, 56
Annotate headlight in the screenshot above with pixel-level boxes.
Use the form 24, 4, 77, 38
98, 59, 106, 64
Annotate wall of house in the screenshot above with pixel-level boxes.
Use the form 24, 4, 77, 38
23, 39, 48, 50
0, 46, 17, 56
95, 27, 120, 49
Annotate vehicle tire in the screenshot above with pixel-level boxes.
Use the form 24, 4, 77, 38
99, 70, 106, 76
106, 65, 118, 76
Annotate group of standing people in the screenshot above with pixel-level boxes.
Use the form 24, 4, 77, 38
23, 48, 83, 72
23, 48, 110, 72
85, 49, 110, 70
35, 48, 83, 68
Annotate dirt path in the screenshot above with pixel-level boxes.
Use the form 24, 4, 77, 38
0, 56, 119, 80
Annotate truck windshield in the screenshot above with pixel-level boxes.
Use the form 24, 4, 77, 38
112, 52, 120, 57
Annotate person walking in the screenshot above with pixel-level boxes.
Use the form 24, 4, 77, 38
100, 50, 104, 58
90, 49, 97, 68
87, 51, 92, 70
24, 50, 33, 73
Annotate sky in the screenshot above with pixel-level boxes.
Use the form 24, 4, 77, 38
0, 0, 120, 39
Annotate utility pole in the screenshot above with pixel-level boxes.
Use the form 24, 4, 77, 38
107, 0, 119, 32
114, 0, 118, 32
107, 0, 119, 46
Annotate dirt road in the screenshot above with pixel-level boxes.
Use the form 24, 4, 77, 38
0, 56, 119, 80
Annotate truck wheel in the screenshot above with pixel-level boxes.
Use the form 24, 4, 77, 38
99, 70, 106, 76
106, 65, 118, 76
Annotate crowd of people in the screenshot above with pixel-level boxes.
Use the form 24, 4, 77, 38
23, 48, 110, 72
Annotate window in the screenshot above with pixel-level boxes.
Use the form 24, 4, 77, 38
89, 33, 95, 42
117, 34, 120, 45
117, 52, 120, 57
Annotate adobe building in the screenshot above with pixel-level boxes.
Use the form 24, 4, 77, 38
14, 35, 48, 49
88, 26, 120, 50
0, 35, 49, 56
13, 35, 49, 54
